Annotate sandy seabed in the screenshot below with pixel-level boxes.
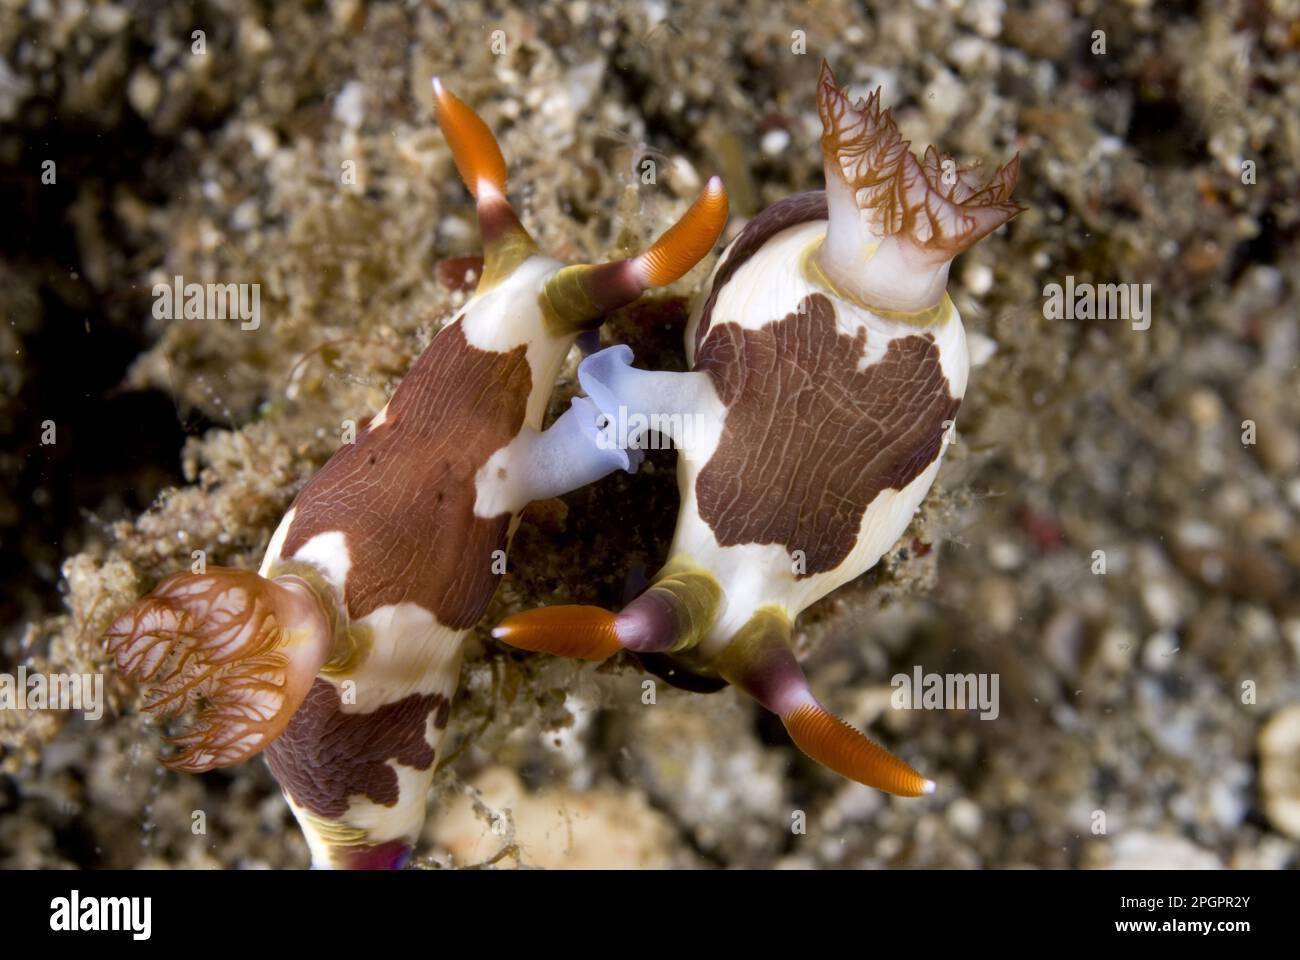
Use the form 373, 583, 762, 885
1, 0, 1298, 869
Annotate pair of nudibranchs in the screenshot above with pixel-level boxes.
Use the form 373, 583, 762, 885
105, 63, 1022, 869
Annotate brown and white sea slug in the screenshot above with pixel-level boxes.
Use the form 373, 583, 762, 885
494, 63, 1022, 797
104, 80, 728, 868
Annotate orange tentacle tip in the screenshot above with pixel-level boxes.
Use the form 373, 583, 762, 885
431, 77, 508, 200
783, 701, 935, 798
637, 176, 730, 287
491, 605, 623, 661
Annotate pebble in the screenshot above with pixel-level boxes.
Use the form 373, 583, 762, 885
126, 67, 160, 118
1141, 631, 1179, 673
1259, 705, 1300, 840
964, 262, 994, 295
333, 80, 365, 129
1103, 831, 1221, 869
967, 331, 998, 367
1141, 579, 1184, 630
988, 538, 1023, 571
947, 798, 983, 837
760, 128, 790, 156
1098, 628, 1136, 672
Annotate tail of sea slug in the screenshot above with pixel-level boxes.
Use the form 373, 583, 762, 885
105, 567, 335, 772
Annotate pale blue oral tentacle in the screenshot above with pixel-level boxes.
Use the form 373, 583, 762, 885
577, 345, 719, 453
476, 396, 637, 515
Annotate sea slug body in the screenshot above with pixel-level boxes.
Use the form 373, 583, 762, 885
104, 81, 728, 868
494, 62, 1023, 796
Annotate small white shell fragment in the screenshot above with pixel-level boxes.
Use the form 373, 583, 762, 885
1141, 631, 1179, 673
988, 538, 1022, 571
127, 68, 161, 118
760, 128, 790, 156
965, 262, 994, 295
333, 80, 365, 129
440, 215, 473, 242
668, 155, 701, 193
245, 123, 278, 159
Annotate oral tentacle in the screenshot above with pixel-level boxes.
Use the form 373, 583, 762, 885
431, 77, 537, 290
104, 567, 335, 772
577, 344, 719, 453
712, 606, 935, 797
539, 176, 729, 333
473, 396, 637, 516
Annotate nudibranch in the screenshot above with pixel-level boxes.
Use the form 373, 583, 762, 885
104, 80, 728, 868
495, 63, 1022, 797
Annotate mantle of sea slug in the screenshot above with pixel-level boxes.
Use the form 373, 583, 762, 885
692, 292, 962, 578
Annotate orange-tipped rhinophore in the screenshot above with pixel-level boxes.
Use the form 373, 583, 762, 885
539, 178, 730, 331
431, 77, 508, 200
634, 176, 730, 287
431, 78, 536, 288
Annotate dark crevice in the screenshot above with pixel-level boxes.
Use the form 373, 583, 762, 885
1, 94, 230, 632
